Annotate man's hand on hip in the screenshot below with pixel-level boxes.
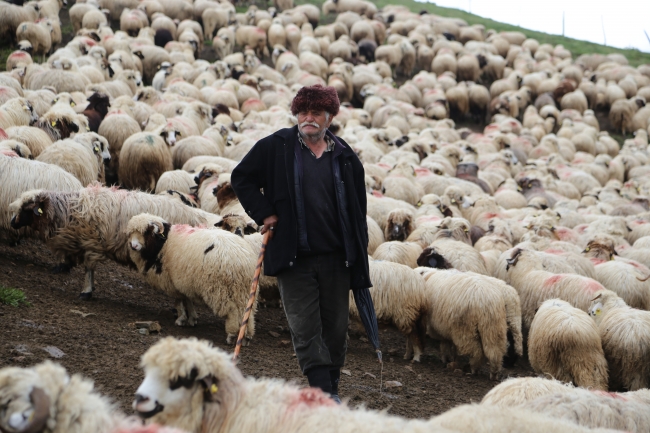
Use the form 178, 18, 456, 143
261, 214, 278, 238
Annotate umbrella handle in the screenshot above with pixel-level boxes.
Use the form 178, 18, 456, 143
233, 230, 271, 361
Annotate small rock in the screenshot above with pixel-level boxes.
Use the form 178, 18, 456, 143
70, 309, 96, 318
341, 369, 351, 376
12, 356, 25, 362
42, 346, 65, 359
387, 348, 398, 355
135, 321, 161, 332
359, 337, 368, 342
453, 369, 463, 376
404, 365, 415, 373
138, 328, 149, 335
268, 331, 280, 338
384, 381, 402, 388
279, 339, 291, 347
363, 372, 376, 379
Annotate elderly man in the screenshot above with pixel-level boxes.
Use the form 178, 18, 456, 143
231, 85, 371, 403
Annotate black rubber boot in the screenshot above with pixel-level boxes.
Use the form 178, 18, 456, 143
306, 366, 333, 394
330, 368, 341, 404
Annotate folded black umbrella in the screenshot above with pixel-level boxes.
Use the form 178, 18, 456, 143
353, 286, 382, 362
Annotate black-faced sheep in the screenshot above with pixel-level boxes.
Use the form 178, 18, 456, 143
126, 213, 257, 343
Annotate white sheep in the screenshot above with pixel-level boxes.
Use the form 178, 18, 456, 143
118, 131, 173, 192
421, 268, 523, 380
126, 213, 257, 343
528, 299, 608, 390
481, 377, 577, 407
134, 336, 616, 433
350, 258, 427, 362
0, 360, 120, 433
589, 291, 650, 390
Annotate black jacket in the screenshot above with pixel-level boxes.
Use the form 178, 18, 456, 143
231, 125, 371, 291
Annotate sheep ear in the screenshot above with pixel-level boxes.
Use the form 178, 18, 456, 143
591, 293, 603, 302
199, 375, 220, 402
151, 223, 160, 234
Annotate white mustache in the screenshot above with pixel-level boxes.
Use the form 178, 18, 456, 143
299, 122, 320, 129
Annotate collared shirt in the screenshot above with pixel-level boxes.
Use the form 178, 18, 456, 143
298, 133, 335, 159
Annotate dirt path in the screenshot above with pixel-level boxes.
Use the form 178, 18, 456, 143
0, 240, 536, 418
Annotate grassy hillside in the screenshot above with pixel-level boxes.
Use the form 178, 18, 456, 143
296, 0, 650, 67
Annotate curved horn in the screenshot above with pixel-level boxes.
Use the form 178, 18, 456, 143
637, 274, 650, 282
13, 387, 51, 433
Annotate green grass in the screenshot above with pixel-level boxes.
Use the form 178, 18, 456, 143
0, 286, 30, 308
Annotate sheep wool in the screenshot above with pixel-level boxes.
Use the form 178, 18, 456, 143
481, 377, 577, 407
422, 269, 523, 380
589, 291, 650, 390
528, 299, 608, 390
350, 259, 427, 361
0, 361, 120, 433
119, 131, 173, 192
134, 337, 606, 433
127, 214, 257, 343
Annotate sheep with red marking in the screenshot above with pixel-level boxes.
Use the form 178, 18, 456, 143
134, 336, 611, 433
503, 247, 613, 332
126, 213, 257, 344
583, 237, 650, 310
589, 290, 650, 390
9, 184, 221, 298
528, 299, 608, 390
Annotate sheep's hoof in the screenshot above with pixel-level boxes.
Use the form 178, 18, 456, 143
411, 357, 421, 363
489, 372, 501, 382
52, 263, 72, 274
175, 317, 187, 326
446, 361, 459, 370
187, 318, 197, 327
242, 338, 251, 347
226, 334, 234, 345
79, 292, 93, 300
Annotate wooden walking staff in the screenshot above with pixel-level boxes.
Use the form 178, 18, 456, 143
233, 229, 272, 360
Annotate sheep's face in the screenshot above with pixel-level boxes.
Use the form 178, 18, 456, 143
194, 167, 219, 187
159, 128, 180, 147
134, 366, 202, 421
588, 300, 603, 319
9, 195, 47, 232
0, 370, 51, 433
215, 214, 257, 237
385, 211, 413, 242
92, 138, 111, 163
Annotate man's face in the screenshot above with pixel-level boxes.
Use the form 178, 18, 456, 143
297, 110, 332, 139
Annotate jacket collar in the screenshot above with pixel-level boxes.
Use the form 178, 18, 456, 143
275, 125, 354, 159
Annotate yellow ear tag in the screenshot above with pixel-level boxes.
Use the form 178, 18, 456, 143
86, 126, 90, 131
51, 121, 57, 127
451, 199, 456, 203
94, 146, 99, 152
585, 247, 590, 252
595, 308, 602, 315
37, 208, 43, 215
517, 187, 522, 191
210, 384, 218, 394
610, 255, 614, 261
71, 102, 76, 107
528, 183, 532, 188
464, 228, 468, 232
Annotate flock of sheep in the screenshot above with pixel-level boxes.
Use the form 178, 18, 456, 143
1, 0, 650, 431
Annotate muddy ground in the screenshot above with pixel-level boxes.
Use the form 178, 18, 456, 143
0, 240, 536, 419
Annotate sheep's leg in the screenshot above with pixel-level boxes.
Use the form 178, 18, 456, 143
51, 258, 73, 274
79, 268, 95, 300
468, 343, 487, 377
404, 337, 414, 361
440, 340, 454, 365
225, 301, 242, 345
408, 331, 423, 363
175, 299, 188, 326
186, 299, 198, 326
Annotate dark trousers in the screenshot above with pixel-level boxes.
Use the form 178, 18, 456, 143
277, 252, 350, 375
